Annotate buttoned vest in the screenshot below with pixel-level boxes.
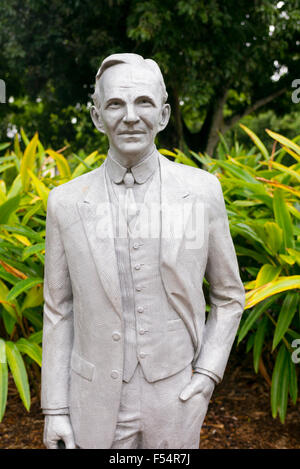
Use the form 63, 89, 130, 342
106, 165, 194, 383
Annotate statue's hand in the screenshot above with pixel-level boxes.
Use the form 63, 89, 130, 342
43, 415, 76, 449
179, 373, 215, 402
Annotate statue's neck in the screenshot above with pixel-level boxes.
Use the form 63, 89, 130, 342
108, 145, 156, 169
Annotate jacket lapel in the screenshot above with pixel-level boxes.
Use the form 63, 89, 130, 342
159, 153, 194, 265
77, 164, 122, 319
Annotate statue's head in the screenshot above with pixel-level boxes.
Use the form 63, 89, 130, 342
91, 53, 170, 159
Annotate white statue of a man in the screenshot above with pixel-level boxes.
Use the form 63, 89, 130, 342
41, 53, 245, 449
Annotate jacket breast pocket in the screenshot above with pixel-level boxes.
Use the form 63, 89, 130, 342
71, 351, 95, 382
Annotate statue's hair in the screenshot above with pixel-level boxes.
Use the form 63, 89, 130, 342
92, 53, 168, 109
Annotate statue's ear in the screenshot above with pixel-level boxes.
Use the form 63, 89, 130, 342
90, 106, 106, 134
157, 103, 171, 133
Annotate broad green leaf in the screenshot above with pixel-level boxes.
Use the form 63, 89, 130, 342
279, 254, 296, 266
214, 160, 258, 184
255, 264, 281, 288
253, 316, 269, 373
272, 292, 299, 350
264, 222, 283, 255
28, 330, 43, 344
0, 163, 15, 173
6, 277, 43, 302
20, 133, 39, 191
7, 175, 22, 199
22, 242, 45, 261
0, 195, 21, 224
0, 279, 18, 321
2, 309, 16, 335
16, 339, 42, 367
1, 224, 44, 242
0, 338, 8, 421
71, 151, 102, 178
21, 285, 44, 311
0, 142, 11, 151
22, 200, 43, 225
273, 189, 294, 250
172, 149, 198, 167
235, 246, 270, 265
27, 169, 49, 210
245, 276, 300, 309
46, 149, 71, 179
240, 124, 269, 160
286, 248, 300, 266
238, 296, 276, 343
5, 341, 30, 411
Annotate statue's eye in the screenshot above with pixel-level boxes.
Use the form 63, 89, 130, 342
107, 101, 121, 108
139, 98, 152, 106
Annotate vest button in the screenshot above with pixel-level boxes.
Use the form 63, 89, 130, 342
139, 352, 146, 359
134, 264, 141, 270
137, 306, 144, 313
133, 243, 139, 249
112, 332, 121, 341
111, 370, 119, 379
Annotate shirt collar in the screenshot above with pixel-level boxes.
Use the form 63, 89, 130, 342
106, 148, 158, 184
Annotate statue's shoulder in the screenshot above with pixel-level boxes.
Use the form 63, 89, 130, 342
160, 154, 220, 193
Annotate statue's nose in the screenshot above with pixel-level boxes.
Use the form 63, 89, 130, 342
123, 104, 139, 124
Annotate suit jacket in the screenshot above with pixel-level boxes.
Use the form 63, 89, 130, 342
41, 151, 245, 448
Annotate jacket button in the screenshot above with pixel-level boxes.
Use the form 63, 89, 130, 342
111, 370, 119, 379
133, 243, 139, 249
139, 352, 146, 359
134, 264, 141, 270
112, 332, 121, 341
135, 285, 142, 291
139, 329, 145, 335
137, 306, 144, 313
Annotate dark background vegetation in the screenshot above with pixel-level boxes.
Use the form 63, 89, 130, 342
0, 0, 299, 154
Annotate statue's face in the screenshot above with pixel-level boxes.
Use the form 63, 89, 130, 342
94, 63, 170, 159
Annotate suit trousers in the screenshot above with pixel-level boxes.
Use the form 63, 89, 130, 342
110, 363, 211, 449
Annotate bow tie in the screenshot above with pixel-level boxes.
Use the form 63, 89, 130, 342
123, 171, 135, 188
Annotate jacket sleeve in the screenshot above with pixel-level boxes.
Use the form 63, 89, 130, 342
41, 189, 74, 412
193, 175, 245, 382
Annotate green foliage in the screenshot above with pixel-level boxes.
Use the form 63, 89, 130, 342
0, 129, 106, 420
0, 125, 299, 425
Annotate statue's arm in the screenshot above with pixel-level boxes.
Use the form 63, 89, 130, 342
193, 175, 245, 383
41, 189, 75, 448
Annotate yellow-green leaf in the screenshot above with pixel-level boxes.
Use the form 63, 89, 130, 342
20, 133, 39, 191
255, 264, 281, 288
273, 189, 294, 250
240, 124, 269, 160
245, 276, 300, 309
266, 129, 300, 157
46, 149, 71, 179
27, 169, 49, 210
